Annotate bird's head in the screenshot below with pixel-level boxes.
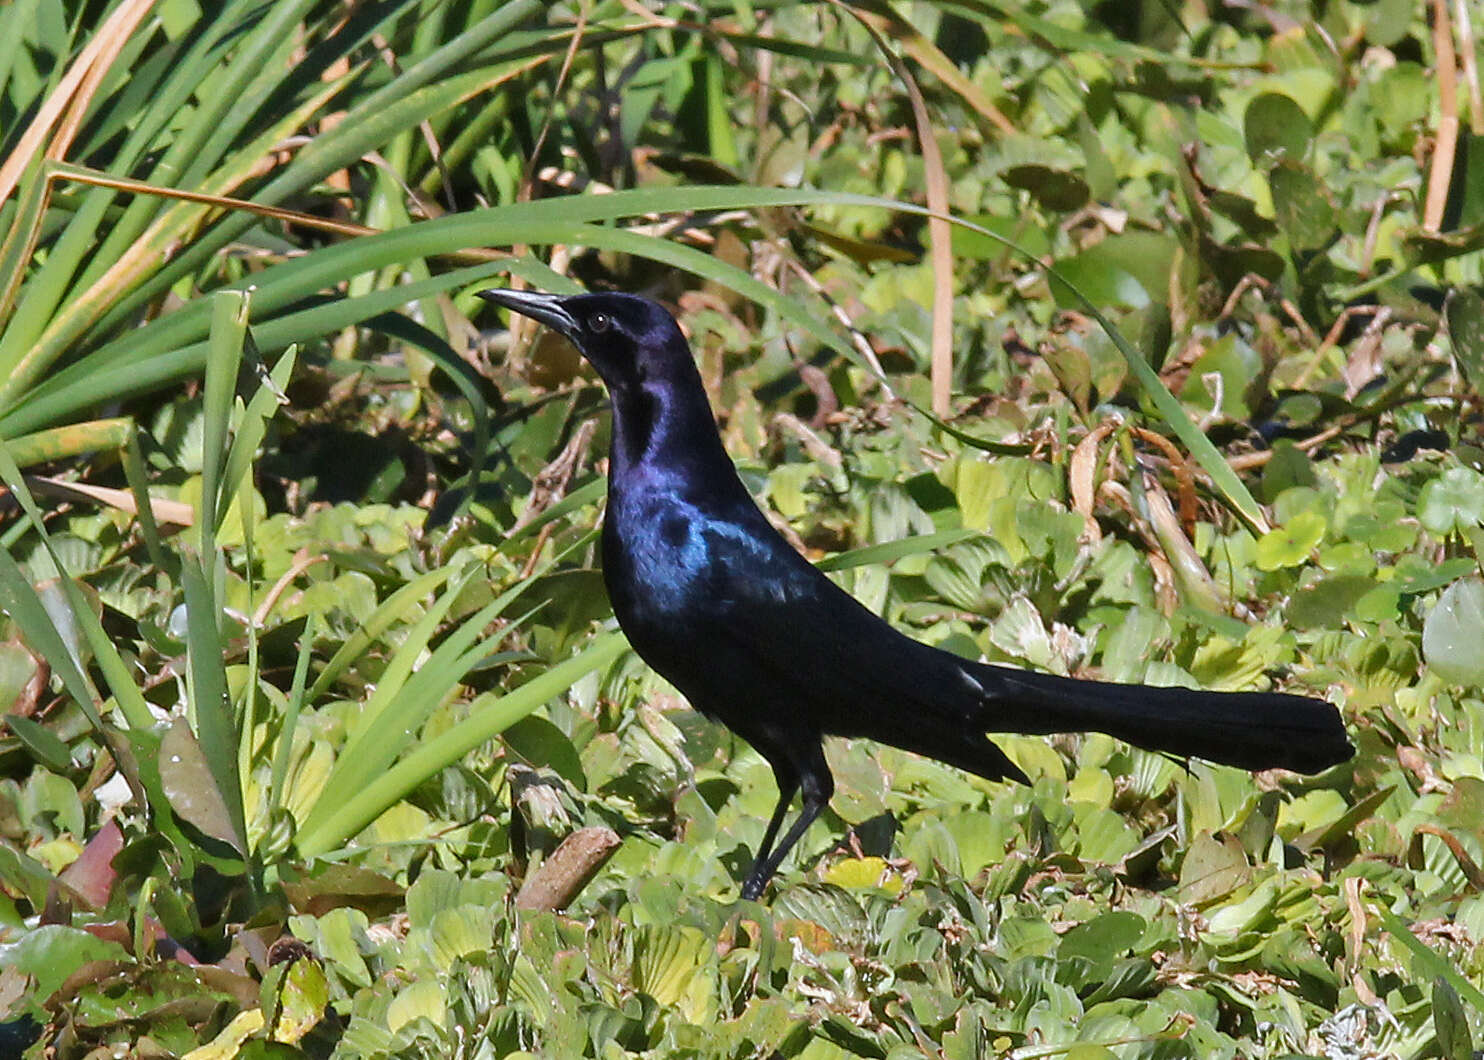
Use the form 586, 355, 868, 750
478, 289, 691, 394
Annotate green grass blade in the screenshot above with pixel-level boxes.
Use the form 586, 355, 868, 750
330, 568, 480, 763
3, 180, 1269, 532
0, 260, 503, 436
0, 0, 42, 108
294, 631, 629, 859
0, 444, 157, 733
323, 596, 543, 797
503, 477, 607, 542
2, 417, 132, 466
172, 0, 323, 191
218, 338, 297, 526
180, 554, 247, 855
7, 48, 516, 402
303, 529, 597, 836
69, 0, 326, 295
81, 3, 548, 350
120, 426, 170, 577
268, 611, 319, 821
1376, 907, 1484, 1011
200, 290, 249, 546
304, 565, 462, 704
0, 156, 52, 327
27, 186, 879, 409
318, 581, 529, 809
815, 529, 983, 572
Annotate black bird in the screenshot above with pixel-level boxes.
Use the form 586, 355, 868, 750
478, 288, 1353, 900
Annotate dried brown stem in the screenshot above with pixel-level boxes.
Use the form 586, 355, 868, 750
1424, 0, 1460, 233
514, 826, 622, 911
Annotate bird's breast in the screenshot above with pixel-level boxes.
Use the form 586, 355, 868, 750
601, 485, 715, 629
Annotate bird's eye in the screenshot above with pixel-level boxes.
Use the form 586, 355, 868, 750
589, 313, 611, 334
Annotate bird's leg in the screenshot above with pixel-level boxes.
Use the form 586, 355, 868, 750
740, 750, 833, 901
742, 772, 798, 900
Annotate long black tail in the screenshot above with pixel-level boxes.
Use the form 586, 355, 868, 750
970, 662, 1352, 775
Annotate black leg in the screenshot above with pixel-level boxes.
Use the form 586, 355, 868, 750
740, 742, 833, 900
753, 770, 798, 871
742, 769, 798, 900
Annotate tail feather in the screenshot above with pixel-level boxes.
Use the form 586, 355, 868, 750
969, 662, 1352, 775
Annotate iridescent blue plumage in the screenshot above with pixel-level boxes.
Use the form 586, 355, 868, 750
478, 288, 1353, 900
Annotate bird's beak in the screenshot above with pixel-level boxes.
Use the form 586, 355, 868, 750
477, 288, 581, 340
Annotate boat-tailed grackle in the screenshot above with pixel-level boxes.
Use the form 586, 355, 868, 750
479, 288, 1353, 900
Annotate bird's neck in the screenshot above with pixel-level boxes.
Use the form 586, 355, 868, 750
607, 376, 736, 487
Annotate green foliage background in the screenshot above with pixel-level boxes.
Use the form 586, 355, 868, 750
1, 0, 1483, 1057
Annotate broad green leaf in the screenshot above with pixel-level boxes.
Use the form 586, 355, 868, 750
1447, 290, 1484, 386
160, 718, 244, 853
1244, 92, 1312, 162
1434, 977, 1475, 1060
386, 977, 446, 1035
1423, 579, 1484, 687
1179, 831, 1250, 905
1058, 911, 1146, 962
503, 715, 587, 792
1287, 575, 1377, 630
5, 924, 130, 1002
823, 856, 892, 891
267, 956, 330, 1044
0, 642, 40, 713
632, 924, 716, 1021
1269, 160, 1339, 252
1255, 512, 1325, 570
1419, 468, 1484, 536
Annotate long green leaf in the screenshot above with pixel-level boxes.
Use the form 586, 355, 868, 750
326, 567, 481, 783
294, 631, 628, 859
269, 610, 319, 822
1376, 907, 1484, 1011
815, 529, 982, 572
0, 155, 51, 323
300, 528, 598, 841
200, 290, 249, 545
0, 261, 504, 436
319, 597, 543, 800
3, 417, 132, 467
5, 182, 1268, 529
313, 549, 574, 811
74, 42, 364, 297
304, 565, 461, 704
0, 0, 43, 107
174, 0, 325, 191
181, 554, 247, 856
76, 1, 549, 359
120, 426, 171, 578
0, 445, 156, 733
217, 339, 297, 525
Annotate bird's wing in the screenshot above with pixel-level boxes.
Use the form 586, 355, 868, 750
689, 515, 1026, 782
